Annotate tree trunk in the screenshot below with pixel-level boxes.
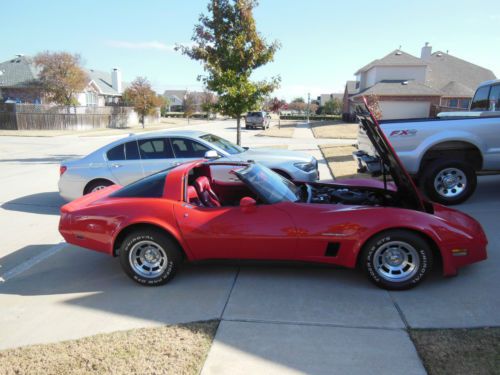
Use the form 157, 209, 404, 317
236, 116, 241, 146
141, 114, 145, 128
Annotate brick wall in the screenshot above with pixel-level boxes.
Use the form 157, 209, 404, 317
0, 87, 44, 104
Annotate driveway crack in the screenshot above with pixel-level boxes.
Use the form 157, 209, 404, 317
219, 267, 240, 319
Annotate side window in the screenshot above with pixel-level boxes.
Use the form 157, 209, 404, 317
470, 86, 491, 111
107, 144, 125, 161
138, 138, 174, 159
489, 85, 500, 111
124, 141, 140, 160
171, 138, 210, 158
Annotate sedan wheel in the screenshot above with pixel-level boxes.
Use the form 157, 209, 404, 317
361, 230, 433, 290
120, 229, 182, 286
84, 179, 113, 195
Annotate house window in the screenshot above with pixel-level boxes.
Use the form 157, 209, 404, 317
459, 99, 470, 109
86, 92, 98, 106
449, 99, 458, 108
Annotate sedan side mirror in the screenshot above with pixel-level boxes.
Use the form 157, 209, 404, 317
240, 196, 256, 213
204, 150, 220, 159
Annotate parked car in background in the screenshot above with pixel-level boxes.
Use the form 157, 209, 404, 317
58, 130, 319, 201
245, 111, 271, 129
355, 92, 500, 205
59, 107, 488, 290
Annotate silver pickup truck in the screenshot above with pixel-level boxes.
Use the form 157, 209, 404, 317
355, 99, 500, 205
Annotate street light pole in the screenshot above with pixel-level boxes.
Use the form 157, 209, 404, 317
306, 92, 311, 124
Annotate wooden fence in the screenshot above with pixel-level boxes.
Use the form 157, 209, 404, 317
0, 104, 134, 130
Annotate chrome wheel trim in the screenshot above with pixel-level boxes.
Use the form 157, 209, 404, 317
434, 167, 467, 198
373, 241, 420, 282
91, 185, 107, 192
129, 240, 168, 279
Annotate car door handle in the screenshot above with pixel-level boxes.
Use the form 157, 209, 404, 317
111, 164, 122, 168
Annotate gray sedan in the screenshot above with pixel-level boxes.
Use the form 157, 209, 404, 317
58, 130, 319, 201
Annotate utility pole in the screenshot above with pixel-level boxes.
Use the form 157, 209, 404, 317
306, 92, 311, 124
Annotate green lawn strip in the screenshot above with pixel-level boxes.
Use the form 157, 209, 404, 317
409, 327, 500, 375
0, 320, 218, 375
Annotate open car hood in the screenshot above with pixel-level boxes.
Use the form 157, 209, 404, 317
355, 98, 426, 212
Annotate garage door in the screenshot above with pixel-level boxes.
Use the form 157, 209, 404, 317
379, 101, 431, 120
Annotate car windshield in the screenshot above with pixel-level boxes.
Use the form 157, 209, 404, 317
248, 112, 263, 117
200, 133, 245, 155
235, 163, 300, 204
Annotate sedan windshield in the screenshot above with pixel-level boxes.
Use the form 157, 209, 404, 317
200, 133, 245, 155
235, 164, 300, 204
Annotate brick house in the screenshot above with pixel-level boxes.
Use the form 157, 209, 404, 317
342, 43, 496, 120
0, 55, 124, 106
163, 90, 206, 112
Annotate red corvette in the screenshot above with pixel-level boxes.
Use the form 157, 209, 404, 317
59, 106, 488, 290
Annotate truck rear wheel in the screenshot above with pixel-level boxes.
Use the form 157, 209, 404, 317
420, 159, 476, 205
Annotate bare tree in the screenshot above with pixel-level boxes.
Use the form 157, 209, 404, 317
122, 77, 162, 128
34, 51, 88, 105
366, 94, 383, 120
183, 92, 197, 123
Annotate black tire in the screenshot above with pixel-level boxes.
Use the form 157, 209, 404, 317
119, 229, 182, 286
84, 179, 113, 195
245, 125, 249, 129
420, 159, 476, 205
360, 230, 433, 290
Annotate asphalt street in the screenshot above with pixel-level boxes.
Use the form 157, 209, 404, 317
0, 119, 498, 374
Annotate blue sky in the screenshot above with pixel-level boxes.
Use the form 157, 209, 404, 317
1, 0, 499, 101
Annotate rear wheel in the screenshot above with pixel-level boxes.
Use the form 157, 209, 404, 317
420, 159, 476, 205
84, 179, 113, 195
360, 230, 433, 290
119, 229, 182, 286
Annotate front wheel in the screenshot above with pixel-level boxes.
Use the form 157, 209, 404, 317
420, 159, 477, 205
119, 229, 182, 286
361, 230, 433, 290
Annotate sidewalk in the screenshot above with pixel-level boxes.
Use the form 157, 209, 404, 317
288, 122, 334, 180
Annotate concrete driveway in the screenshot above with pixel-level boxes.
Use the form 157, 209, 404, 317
0, 120, 498, 374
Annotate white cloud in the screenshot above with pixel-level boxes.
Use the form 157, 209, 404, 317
106, 40, 176, 52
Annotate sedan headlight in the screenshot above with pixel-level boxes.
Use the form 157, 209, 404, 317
294, 161, 316, 172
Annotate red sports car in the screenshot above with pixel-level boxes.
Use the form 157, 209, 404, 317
59, 107, 488, 290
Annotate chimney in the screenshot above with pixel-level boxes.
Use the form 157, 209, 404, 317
421, 42, 432, 60
111, 68, 122, 94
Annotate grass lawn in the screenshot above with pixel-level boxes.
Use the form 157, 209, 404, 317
256, 120, 298, 138
319, 144, 365, 179
0, 320, 218, 375
310, 120, 358, 139
410, 327, 500, 375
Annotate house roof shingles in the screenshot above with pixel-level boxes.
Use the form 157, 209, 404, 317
86, 69, 121, 96
439, 81, 474, 98
355, 50, 427, 74
353, 80, 442, 98
0, 55, 40, 88
425, 51, 496, 95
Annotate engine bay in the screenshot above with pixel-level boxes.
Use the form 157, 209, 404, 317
308, 184, 396, 206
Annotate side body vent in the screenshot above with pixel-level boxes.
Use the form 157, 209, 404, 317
325, 242, 340, 257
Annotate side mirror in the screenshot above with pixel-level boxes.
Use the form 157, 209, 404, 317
204, 150, 220, 159
240, 196, 256, 213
